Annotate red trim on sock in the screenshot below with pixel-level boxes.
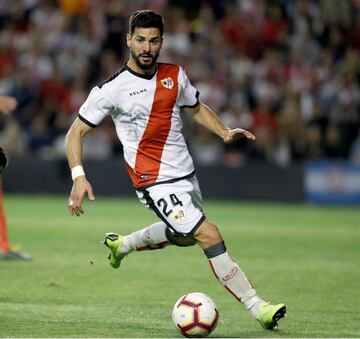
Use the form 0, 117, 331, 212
209, 258, 243, 303
224, 285, 242, 302
136, 241, 169, 251
208, 260, 219, 279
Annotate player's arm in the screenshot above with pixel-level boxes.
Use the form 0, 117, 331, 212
65, 118, 95, 216
0, 96, 17, 173
0, 95, 17, 115
185, 101, 256, 143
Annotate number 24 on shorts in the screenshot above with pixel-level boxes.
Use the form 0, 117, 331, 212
157, 194, 183, 217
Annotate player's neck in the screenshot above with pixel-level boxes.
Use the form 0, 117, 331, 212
127, 59, 157, 77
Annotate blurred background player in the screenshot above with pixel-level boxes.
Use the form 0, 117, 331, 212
0, 95, 31, 260
65, 10, 285, 330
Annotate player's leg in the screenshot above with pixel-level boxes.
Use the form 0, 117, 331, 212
103, 183, 187, 267
194, 219, 286, 329
104, 221, 171, 268
0, 183, 31, 260
0, 184, 11, 252
194, 220, 264, 314
104, 177, 203, 266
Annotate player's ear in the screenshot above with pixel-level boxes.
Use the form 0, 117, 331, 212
126, 33, 131, 48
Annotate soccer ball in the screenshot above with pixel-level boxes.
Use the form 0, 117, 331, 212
172, 292, 219, 337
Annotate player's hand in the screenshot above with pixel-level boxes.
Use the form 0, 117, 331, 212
68, 176, 95, 216
0, 95, 17, 115
222, 128, 256, 144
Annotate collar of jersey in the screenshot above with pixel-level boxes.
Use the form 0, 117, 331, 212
125, 64, 157, 80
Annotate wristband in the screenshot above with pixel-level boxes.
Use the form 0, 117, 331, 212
71, 165, 85, 181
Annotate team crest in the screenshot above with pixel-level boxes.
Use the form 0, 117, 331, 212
161, 77, 174, 90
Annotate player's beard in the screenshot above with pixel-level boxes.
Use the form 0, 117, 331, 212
131, 49, 159, 70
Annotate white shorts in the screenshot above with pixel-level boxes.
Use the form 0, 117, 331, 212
136, 174, 205, 235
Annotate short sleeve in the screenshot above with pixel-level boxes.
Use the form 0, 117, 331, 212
78, 86, 114, 127
178, 67, 200, 108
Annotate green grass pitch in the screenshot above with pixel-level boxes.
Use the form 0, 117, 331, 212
0, 194, 359, 338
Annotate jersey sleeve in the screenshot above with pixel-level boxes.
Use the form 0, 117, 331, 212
78, 85, 114, 127
178, 67, 200, 108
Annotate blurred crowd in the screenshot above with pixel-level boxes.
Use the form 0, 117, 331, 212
0, 0, 360, 167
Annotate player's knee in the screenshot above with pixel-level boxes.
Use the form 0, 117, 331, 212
193, 220, 223, 249
165, 227, 196, 247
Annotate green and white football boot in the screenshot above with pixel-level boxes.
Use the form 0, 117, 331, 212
103, 232, 127, 269
256, 302, 286, 329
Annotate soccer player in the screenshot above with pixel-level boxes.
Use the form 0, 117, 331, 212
65, 10, 286, 329
0, 95, 31, 260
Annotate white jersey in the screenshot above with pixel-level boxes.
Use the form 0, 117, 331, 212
78, 63, 199, 189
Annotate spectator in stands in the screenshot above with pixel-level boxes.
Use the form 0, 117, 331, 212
0, 0, 358, 166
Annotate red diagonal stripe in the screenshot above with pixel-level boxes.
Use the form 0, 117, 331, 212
130, 64, 179, 187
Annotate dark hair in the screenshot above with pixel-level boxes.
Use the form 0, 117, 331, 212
129, 10, 164, 36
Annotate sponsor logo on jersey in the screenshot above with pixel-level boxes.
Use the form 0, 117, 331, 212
161, 77, 174, 90
129, 88, 147, 96
222, 267, 238, 281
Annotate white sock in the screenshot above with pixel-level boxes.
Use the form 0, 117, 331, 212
209, 250, 264, 317
120, 222, 171, 253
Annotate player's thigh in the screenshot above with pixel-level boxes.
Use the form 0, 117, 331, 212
153, 190, 205, 235
137, 181, 205, 235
